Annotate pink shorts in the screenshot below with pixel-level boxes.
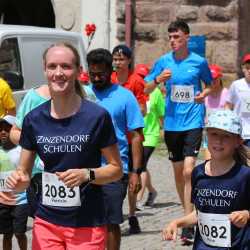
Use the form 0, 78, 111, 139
32, 217, 107, 250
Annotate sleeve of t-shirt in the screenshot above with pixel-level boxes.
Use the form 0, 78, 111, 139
1, 80, 16, 110
200, 59, 213, 86
98, 111, 118, 149
225, 82, 236, 105
191, 167, 198, 204
156, 89, 165, 118
19, 114, 37, 151
125, 92, 144, 131
144, 58, 165, 83
132, 76, 147, 105
15, 90, 34, 129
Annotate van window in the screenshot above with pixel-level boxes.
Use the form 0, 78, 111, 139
0, 38, 23, 90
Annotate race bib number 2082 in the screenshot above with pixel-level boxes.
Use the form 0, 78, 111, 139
198, 211, 231, 247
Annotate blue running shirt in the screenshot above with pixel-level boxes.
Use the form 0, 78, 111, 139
92, 84, 144, 174
145, 51, 212, 131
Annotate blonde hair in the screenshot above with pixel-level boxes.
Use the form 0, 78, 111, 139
43, 42, 86, 98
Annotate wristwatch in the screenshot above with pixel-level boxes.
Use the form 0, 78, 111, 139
130, 168, 142, 174
87, 169, 95, 182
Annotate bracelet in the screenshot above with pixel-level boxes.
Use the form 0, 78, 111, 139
85, 169, 96, 183
154, 78, 160, 85
130, 168, 142, 174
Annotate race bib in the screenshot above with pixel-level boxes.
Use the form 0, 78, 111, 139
0, 171, 13, 192
241, 98, 250, 114
198, 211, 231, 247
171, 85, 194, 103
42, 172, 81, 207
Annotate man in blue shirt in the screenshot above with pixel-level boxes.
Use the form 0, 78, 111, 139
144, 20, 212, 244
87, 48, 144, 250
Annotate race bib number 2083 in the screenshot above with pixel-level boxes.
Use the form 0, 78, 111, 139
42, 172, 81, 207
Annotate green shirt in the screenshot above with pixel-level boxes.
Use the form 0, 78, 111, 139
143, 88, 165, 147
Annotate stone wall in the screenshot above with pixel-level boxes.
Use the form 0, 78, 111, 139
116, 0, 250, 85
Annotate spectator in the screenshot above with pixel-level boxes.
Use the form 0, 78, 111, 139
0, 115, 28, 250
225, 53, 250, 147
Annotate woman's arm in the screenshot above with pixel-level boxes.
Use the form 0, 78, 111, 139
56, 143, 123, 187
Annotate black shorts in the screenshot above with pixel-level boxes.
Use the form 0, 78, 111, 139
141, 146, 155, 172
103, 175, 128, 225
0, 203, 29, 234
164, 128, 203, 162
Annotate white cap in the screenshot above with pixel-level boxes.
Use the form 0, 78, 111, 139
0, 115, 16, 126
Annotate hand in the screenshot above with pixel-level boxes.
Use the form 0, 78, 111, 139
56, 169, 88, 188
194, 92, 205, 103
5, 170, 30, 192
162, 221, 178, 241
156, 69, 171, 83
128, 173, 141, 194
0, 191, 17, 205
229, 210, 249, 228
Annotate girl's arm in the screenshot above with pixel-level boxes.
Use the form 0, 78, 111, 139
229, 210, 250, 228
162, 210, 197, 241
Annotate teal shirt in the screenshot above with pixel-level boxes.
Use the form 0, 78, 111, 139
16, 88, 48, 176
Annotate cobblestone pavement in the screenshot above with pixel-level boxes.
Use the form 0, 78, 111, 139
120, 146, 193, 250
1, 145, 195, 250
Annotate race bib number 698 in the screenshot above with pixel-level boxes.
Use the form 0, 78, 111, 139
42, 172, 81, 207
171, 85, 194, 103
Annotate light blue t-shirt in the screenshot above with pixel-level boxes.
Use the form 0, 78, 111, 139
145, 51, 212, 131
16, 88, 49, 176
92, 84, 144, 174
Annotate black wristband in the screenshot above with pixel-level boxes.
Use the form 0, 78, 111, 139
130, 168, 142, 174
87, 169, 95, 182
154, 78, 160, 85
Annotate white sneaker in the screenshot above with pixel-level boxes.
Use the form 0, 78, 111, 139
136, 201, 145, 211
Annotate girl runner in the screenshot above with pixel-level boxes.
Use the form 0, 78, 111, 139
162, 109, 250, 249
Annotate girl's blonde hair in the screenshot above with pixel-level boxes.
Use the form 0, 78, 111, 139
43, 42, 86, 99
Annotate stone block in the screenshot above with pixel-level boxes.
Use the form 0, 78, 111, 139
116, 3, 125, 23
191, 22, 238, 40
134, 23, 159, 41
117, 23, 125, 41
206, 40, 238, 73
136, 3, 171, 23
205, 6, 235, 22
176, 5, 199, 22
134, 40, 170, 66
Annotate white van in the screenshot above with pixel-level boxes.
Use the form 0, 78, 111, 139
0, 25, 87, 106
